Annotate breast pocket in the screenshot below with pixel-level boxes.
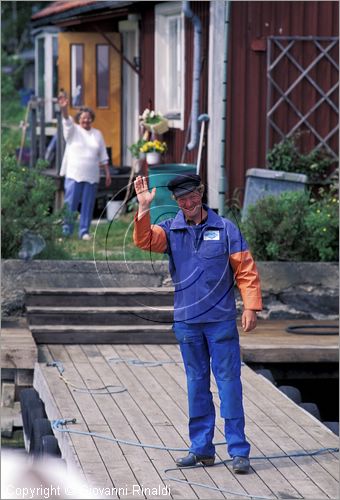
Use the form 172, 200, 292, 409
200, 242, 226, 259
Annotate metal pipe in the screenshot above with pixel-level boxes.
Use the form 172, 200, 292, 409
218, 0, 231, 216
182, 0, 202, 151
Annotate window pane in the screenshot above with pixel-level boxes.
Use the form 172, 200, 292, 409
52, 37, 58, 98
37, 38, 45, 97
168, 16, 181, 112
96, 45, 109, 107
71, 44, 83, 107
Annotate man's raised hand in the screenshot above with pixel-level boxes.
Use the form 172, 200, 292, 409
134, 176, 156, 216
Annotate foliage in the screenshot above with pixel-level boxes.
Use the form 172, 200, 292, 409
305, 195, 339, 261
1, 1, 46, 55
128, 139, 147, 159
139, 108, 169, 134
139, 108, 164, 125
266, 135, 335, 183
1, 155, 65, 259
140, 140, 167, 154
242, 191, 339, 262
224, 189, 243, 226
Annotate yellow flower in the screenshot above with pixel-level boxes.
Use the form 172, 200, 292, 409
323, 228, 327, 232
316, 209, 320, 213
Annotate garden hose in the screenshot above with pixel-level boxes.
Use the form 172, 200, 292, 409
285, 324, 338, 335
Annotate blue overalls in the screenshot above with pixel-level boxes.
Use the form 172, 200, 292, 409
158, 207, 251, 458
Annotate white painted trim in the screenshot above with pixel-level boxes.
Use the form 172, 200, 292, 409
207, 1, 226, 210
119, 20, 140, 165
155, 2, 185, 130
34, 32, 58, 123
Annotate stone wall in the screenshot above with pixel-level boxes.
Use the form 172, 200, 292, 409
2, 259, 338, 319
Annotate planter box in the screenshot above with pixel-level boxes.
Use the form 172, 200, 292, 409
243, 168, 308, 219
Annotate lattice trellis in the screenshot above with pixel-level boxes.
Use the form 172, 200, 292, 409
266, 36, 339, 160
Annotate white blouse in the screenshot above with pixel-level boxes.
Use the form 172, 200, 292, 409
60, 116, 109, 184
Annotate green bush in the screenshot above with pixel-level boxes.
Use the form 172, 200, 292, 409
242, 191, 339, 262
1, 155, 67, 259
266, 135, 335, 183
305, 196, 339, 261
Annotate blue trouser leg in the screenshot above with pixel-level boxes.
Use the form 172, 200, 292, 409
63, 178, 83, 236
224, 417, 250, 458
174, 320, 250, 459
205, 320, 250, 458
79, 182, 97, 238
173, 322, 215, 457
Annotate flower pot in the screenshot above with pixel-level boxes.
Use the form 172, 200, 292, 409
146, 152, 161, 165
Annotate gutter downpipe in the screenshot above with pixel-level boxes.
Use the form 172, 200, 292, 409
183, 0, 202, 151
219, 0, 231, 216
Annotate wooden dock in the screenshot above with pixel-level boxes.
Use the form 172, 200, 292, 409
34, 343, 339, 499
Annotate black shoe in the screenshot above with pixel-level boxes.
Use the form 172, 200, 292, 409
175, 452, 215, 467
232, 456, 250, 474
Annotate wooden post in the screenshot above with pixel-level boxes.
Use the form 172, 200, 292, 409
39, 99, 45, 159
29, 97, 37, 168
56, 107, 62, 173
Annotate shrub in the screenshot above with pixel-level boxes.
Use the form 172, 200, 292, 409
242, 191, 339, 262
305, 195, 339, 261
1, 155, 65, 259
266, 135, 335, 183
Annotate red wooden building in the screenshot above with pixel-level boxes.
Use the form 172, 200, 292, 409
31, 0, 338, 210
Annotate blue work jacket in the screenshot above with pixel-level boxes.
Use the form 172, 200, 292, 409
158, 206, 248, 323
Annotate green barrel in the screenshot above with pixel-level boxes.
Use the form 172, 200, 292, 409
148, 164, 197, 224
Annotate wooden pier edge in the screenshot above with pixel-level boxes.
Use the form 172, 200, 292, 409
33, 362, 82, 476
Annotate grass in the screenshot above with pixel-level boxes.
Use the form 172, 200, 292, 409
54, 212, 166, 261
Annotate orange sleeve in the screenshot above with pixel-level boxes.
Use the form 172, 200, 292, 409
133, 211, 167, 253
229, 250, 263, 311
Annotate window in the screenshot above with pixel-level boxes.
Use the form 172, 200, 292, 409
35, 31, 59, 122
96, 45, 110, 108
155, 2, 185, 129
71, 44, 84, 107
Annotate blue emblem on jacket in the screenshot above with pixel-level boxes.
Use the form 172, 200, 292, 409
158, 206, 248, 323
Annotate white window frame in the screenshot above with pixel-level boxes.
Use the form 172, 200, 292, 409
35, 31, 58, 123
119, 19, 140, 165
155, 2, 185, 130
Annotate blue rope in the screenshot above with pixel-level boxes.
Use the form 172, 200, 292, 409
52, 419, 338, 500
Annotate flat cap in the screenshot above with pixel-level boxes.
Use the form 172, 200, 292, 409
167, 173, 201, 197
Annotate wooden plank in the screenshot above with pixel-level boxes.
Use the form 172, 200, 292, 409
127, 344, 278, 500
156, 345, 311, 499
65, 343, 172, 499
33, 361, 83, 477
1, 326, 37, 369
241, 368, 339, 497
97, 343, 231, 499
161, 344, 338, 499
91, 343, 201, 499
36, 346, 116, 491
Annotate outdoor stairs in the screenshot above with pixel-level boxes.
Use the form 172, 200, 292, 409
25, 288, 176, 344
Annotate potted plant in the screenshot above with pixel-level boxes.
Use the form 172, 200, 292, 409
128, 138, 147, 160
139, 108, 169, 135
140, 139, 167, 165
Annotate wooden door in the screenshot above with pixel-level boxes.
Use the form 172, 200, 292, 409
58, 32, 121, 165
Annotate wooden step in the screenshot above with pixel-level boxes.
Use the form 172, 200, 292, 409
24, 287, 174, 307
30, 324, 175, 344
26, 306, 174, 326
